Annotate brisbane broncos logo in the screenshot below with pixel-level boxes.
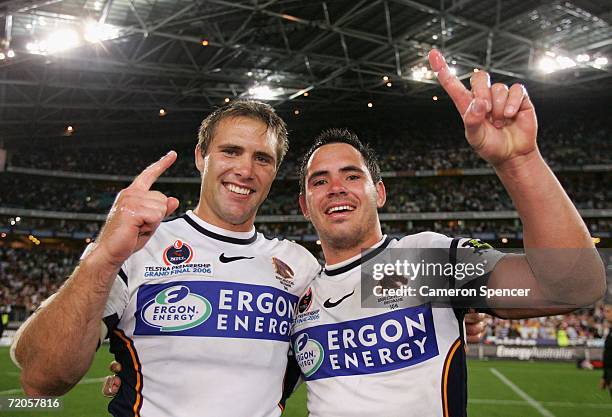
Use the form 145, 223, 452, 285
272, 257, 295, 290
272, 257, 294, 280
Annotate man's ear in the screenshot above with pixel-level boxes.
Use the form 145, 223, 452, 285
299, 193, 310, 219
376, 180, 386, 209
195, 144, 204, 173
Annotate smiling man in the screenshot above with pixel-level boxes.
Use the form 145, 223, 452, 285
11, 101, 322, 417
290, 49, 606, 417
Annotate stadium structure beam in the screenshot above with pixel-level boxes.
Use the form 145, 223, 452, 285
284, 0, 380, 58
390, 0, 537, 48
207, 0, 394, 48
0, 72, 414, 111
126, 0, 282, 35
126, 0, 147, 32
0, 0, 60, 18
97, 0, 113, 24
4, 24, 400, 105
127, 28, 393, 72
1, 0, 610, 118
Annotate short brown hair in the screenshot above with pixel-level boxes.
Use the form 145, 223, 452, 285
197, 100, 288, 168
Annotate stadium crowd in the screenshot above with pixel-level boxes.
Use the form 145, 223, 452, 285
2, 217, 611, 243
1, 173, 609, 215
485, 303, 610, 345
7, 115, 611, 177
0, 247, 78, 321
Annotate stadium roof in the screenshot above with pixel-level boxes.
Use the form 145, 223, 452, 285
0, 0, 610, 141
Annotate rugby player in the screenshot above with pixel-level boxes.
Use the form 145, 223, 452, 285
11, 101, 323, 416
12, 103, 489, 415
290, 49, 606, 416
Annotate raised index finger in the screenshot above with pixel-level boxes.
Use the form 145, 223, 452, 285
131, 150, 177, 190
428, 49, 473, 115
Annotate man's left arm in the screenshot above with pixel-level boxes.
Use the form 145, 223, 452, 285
485, 151, 605, 318
429, 49, 606, 319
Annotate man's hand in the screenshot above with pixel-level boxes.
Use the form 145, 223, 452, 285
102, 361, 122, 398
465, 311, 488, 343
428, 49, 538, 167
90, 151, 180, 270
600, 378, 610, 390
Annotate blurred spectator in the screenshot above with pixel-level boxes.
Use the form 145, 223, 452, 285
0, 247, 78, 318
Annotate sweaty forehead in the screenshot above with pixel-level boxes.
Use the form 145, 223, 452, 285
307, 143, 366, 172
214, 116, 275, 145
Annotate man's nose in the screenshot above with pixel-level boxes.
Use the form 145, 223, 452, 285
327, 177, 347, 196
233, 155, 255, 179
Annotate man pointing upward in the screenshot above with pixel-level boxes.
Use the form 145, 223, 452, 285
12, 102, 322, 417
289, 49, 605, 416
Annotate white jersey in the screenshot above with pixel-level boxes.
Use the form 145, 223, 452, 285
102, 210, 320, 417
291, 233, 505, 417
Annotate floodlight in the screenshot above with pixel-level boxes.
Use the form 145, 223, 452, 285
593, 57, 608, 69
47, 29, 80, 53
556, 55, 576, 69
84, 21, 120, 43
248, 85, 281, 100
537, 56, 558, 74
576, 54, 590, 63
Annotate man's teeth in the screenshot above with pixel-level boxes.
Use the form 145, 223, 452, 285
226, 183, 251, 195
327, 205, 355, 214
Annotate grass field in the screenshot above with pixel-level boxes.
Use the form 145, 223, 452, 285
1, 346, 610, 417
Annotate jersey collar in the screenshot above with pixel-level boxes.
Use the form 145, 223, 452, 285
182, 210, 257, 245
323, 235, 392, 276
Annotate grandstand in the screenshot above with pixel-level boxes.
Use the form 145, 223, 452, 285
0, 0, 611, 416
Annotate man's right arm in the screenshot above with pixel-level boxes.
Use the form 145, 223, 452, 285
14, 254, 121, 396
12, 151, 180, 396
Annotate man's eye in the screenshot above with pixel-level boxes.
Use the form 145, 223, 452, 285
256, 155, 271, 164
347, 175, 360, 180
313, 179, 326, 186
223, 149, 237, 156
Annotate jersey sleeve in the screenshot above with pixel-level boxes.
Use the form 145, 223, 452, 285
453, 237, 506, 287
393, 232, 506, 313
301, 250, 322, 285
393, 232, 505, 286
281, 240, 322, 289
279, 349, 303, 410
101, 273, 129, 340
452, 237, 507, 315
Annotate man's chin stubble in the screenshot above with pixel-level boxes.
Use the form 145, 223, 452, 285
321, 227, 367, 251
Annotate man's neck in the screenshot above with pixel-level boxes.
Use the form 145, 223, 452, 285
192, 205, 254, 233
321, 231, 384, 266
